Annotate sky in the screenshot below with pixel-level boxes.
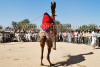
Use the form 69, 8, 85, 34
0, 0, 100, 28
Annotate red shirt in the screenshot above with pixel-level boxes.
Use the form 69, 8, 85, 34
41, 13, 55, 31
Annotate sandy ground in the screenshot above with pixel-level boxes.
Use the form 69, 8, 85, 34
0, 42, 100, 67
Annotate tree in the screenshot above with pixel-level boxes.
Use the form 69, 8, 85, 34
18, 19, 30, 31
0, 25, 3, 29
21, 19, 30, 24
55, 20, 62, 32
5, 26, 11, 30
88, 24, 97, 30
12, 21, 19, 32
12, 19, 37, 32
78, 25, 88, 30
55, 20, 60, 25
55, 20, 72, 32
78, 24, 98, 31
62, 24, 71, 32
19, 19, 30, 25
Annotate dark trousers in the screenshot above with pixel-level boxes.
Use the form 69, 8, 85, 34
83, 37, 87, 44
71, 38, 74, 43
98, 37, 100, 47
78, 38, 82, 44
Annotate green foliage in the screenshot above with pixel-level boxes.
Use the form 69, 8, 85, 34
79, 25, 88, 30
62, 24, 71, 32
55, 20, 71, 32
78, 24, 98, 31
55, 20, 60, 25
88, 24, 97, 30
5, 26, 11, 30
12, 19, 37, 32
55, 20, 62, 32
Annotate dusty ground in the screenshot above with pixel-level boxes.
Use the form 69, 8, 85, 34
0, 42, 100, 67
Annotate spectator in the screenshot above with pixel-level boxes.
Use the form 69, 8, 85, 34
74, 30, 78, 43
67, 31, 71, 43
97, 31, 100, 47
27, 31, 32, 42
71, 31, 74, 43
83, 31, 87, 44
87, 31, 92, 45
62, 32, 67, 42
91, 31, 97, 49
0, 32, 3, 43
15, 32, 20, 42
78, 31, 82, 44
58, 32, 63, 42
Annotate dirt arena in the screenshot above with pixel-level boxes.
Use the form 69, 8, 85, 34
0, 42, 100, 67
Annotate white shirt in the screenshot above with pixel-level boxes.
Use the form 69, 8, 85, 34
74, 32, 78, 37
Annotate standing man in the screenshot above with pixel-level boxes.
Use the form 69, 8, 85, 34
0, 31, 3, 43
74, 30, 78, 43
91, 30, 97, 49
97, 31, 100, 47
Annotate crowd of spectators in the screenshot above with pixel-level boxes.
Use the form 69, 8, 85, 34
57, 30, 100, 47
15, 32, 38, 42
0, 31, 38, 43
0, 30, 100, 48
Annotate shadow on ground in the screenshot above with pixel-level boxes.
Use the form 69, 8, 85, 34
95, 47, 100, 49
48, 52, 93, 67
